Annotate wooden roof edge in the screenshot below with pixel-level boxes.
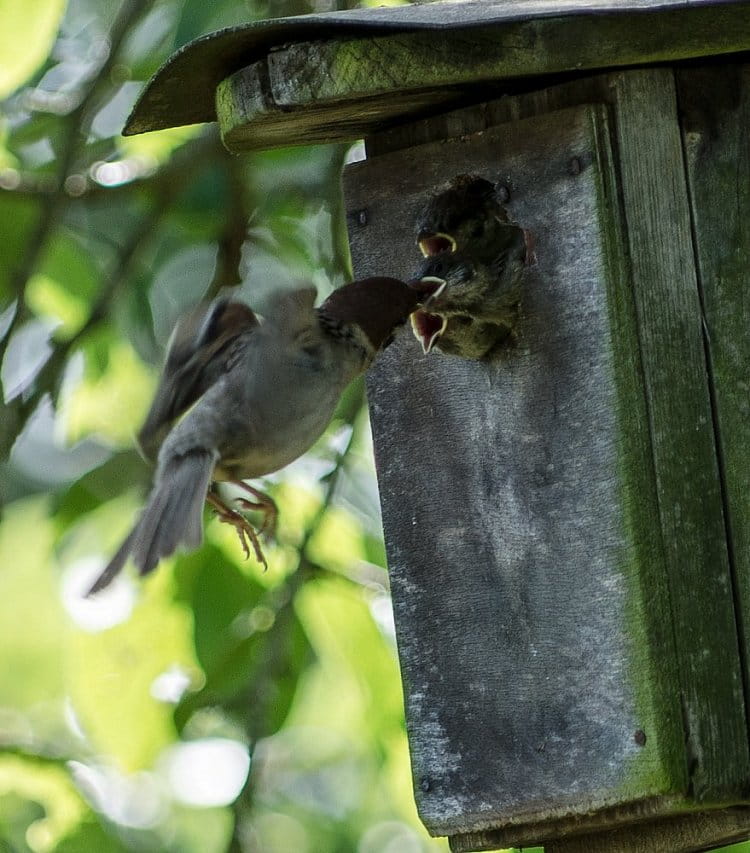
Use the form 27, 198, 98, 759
124, 0, 749, 136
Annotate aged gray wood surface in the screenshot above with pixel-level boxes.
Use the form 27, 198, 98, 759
345, 69, 749, 850
125, 0, 750, 139
216, 3, 750, 152
677, 63, 750, 733
609, 68, 748, 805
380, 62, 750, 803
348, 103, 678, 843
546, 806, 750, 853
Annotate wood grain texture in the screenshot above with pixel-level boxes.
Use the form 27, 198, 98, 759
545, 806, 750, 853
215, 3, 750, 152
216, 62, 462, 152
128, 0, 749, 135
372, 66, 750, 802
346, 103, 685, 844
345, 69, 750, 849
609, 68, 749, 803
269, 7, 750, 107
677, 62, 750, 753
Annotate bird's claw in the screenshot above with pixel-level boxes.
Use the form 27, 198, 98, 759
232, 518, 267, 569
235, 498, 277, 539
225, 509, 267, 570
230, 481, 278, 541
206, 493, 268, 570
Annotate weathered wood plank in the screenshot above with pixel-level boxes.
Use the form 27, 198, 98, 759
609, 68, 749, 803
216, 3, 750, 152
216, 61, 462, 151
127, 0, 750, 136
345, 69, 750, 850
268, 7, 750, 108
545, 807, 750, 853
367, 68, 750, 810
677, 63, 750, 741
346, 101, 687, 847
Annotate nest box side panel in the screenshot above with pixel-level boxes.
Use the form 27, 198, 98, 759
344, 103, 688, 841
547, 806, 750, 853
605, 68, 749, 805
677, 61, 750, 686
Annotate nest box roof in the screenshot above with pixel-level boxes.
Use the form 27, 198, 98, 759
124, 0, 750, 148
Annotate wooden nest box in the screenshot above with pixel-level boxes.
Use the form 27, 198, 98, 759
127, 2, 750, 850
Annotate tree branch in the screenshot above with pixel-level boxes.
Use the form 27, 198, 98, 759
1, 0, 156, 355
0, 131, 227, 465
206, 155, 251, 299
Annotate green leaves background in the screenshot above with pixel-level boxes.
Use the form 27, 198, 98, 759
4, 2, 743, 853
0, 0, 454, 850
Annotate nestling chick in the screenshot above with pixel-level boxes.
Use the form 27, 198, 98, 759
415, 174, 512, 261
410, 232, 530, 359
409, 252, 514, 359
87, 278, 420, 595
411, 174, 533, 359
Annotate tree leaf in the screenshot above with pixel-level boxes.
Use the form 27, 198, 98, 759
66, 570, 197, 772
52, 449, 149, 531
173, 548, 313, 739
0, 0, 67, 99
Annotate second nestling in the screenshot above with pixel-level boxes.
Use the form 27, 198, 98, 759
409, 174, 535, 360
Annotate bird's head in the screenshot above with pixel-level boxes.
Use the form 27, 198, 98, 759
317, 276, 422, 357
415, 174, 510, 259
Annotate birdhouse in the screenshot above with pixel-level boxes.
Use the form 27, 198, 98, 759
126, 2, 750, 850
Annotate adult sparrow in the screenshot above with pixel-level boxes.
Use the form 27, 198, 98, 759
87, 277, 420, 595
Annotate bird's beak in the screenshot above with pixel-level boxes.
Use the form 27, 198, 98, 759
408, 275, 448, 354
410, 309, 447, 354
418, 232, 457, 257
409, 275, 447, 306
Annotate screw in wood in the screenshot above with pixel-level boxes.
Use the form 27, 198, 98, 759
634, 729, 647, 746
568, 156, 583, 176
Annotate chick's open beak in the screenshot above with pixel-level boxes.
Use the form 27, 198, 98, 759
409, 276, 447, 306
407, 276, 448, 354
410, 310, 447, 354
411, 309, 448, 355
418, 232, 457, 257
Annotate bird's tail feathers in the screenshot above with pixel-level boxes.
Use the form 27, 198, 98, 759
86, 528, 137, 596
86, 449, 216, 596
133, 449, 215, 574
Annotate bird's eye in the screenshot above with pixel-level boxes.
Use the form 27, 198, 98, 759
470, 221, 485, 238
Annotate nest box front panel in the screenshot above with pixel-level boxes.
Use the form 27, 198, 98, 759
344, 102, 690, 838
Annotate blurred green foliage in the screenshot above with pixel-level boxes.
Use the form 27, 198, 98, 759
0, 0, 459, 850
0, 2, 748, 853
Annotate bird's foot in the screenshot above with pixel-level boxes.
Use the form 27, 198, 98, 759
206, 492, 268, 570
230, 481, 278, 540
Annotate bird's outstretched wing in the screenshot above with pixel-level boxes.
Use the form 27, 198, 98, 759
138, 299, 258, 460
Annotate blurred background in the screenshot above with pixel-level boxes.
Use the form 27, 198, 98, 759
0, 1, 747, 853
